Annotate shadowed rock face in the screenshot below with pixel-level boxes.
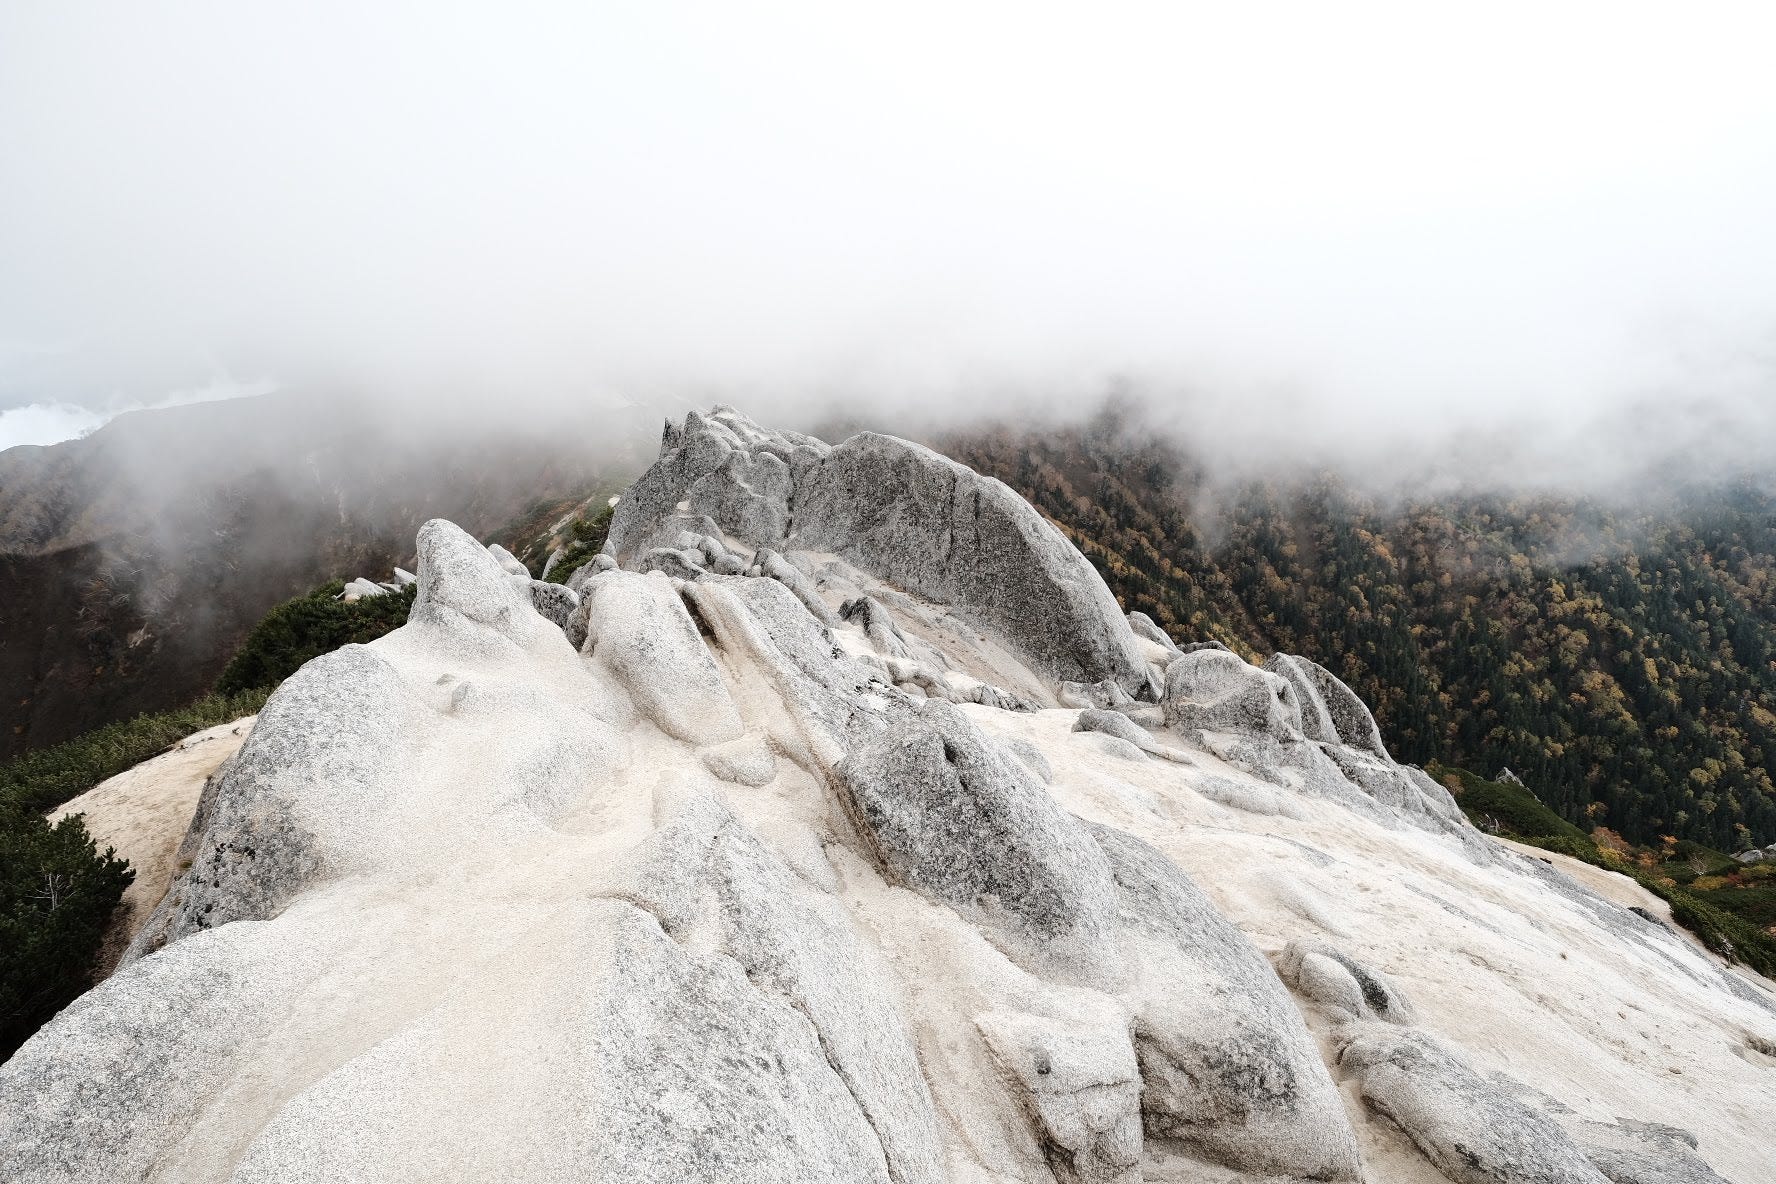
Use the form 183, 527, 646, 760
604, 407, 1152, 696
2, 409, 1761, 1184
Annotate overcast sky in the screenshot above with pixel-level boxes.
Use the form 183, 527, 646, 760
2, 2, 1773, 472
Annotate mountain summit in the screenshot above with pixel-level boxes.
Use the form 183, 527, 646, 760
5, 408, 1771, 1182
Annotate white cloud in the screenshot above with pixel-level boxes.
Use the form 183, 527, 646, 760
0, 380, 276, 452
0, 402, 110, 450
0, 1, 1771, 476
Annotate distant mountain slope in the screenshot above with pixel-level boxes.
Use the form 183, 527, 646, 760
946, 409, 1776, 850
0, 392, 639, 758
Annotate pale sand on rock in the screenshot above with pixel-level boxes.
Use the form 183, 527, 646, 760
968, 707, 1776, 1183
48, 717, 255, 975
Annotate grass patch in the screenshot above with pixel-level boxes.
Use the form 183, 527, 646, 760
1431, 762, 1776, 981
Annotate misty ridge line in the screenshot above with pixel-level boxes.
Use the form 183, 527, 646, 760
10, 381, 1761, 582
1, 382, 1770, 766
6, 384, 1772, 551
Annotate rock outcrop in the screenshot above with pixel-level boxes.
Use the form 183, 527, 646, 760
1339, 1025, 1612, 1184
1263, 653, 1388, 758
604, 407, 1152, 697
836, 700, 1124, 989
5, 408, 1768, 1184
1091, 824, 1362, 1181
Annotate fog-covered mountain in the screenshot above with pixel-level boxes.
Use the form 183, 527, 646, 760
0, 392, 640, 758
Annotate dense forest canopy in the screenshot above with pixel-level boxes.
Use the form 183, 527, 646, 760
948, 412, 1776, 851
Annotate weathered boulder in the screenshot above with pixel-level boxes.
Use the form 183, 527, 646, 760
566, 901, 910, 1184
1339, 1024, 1611, 1184
755, 548, 840, 627
963, 680, 1037, 712
526, 579, 579, 632
1088, 824, 1361, 1180
342, 576, 388, 600
840, 594, 917, 659
1162, 649, 1302, 741
613, 783, 946, 1184
797, 432, 1149, 694
409, 518, 565, 655
579, 571, 744, 745
1571, 1117, 1734, 1184
883, 656, 957, 701
485, 542, 530, 578
639, 546, 705, 581
1126, 611, 1180, 653
976, 1004, 1144, 1184
834, 699, 1123, 988
1073, 708, 1194, 765
1059, 678, 1138, 710
1276, 940, 1416, 1024
0, 920, 314, 1182
1264, 653, 1388, 758
604, 408, 1150, 695
679, 576, 886, 764
1488, 1077, 1737, 1184
122, 644, 418, 963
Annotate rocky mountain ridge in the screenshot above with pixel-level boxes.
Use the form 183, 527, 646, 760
4, 408, 1772, 1182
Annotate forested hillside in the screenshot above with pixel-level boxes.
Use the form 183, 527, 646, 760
948, 412, 1776, 851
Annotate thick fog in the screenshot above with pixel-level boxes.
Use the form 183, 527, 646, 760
2, 2, 1773, 484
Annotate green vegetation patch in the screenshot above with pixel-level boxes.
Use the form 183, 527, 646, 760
542, 503, 614, 586
215, 580, 416, 696
0, 687, 274, 819
1689, 885, 1776, 930
0, 685, 273, 1060
0, 807, 133, 1059
1429, 762, 1588, 843
1658, 888, 1776, 978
